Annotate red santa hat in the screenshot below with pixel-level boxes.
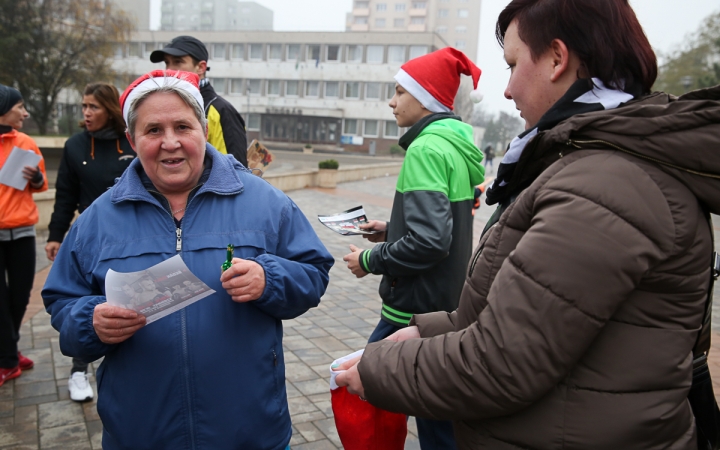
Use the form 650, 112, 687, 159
120, 70, 203, 125
394, 47, 482, 113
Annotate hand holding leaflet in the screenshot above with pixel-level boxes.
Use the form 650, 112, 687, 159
0, 147, 42, 190
318, 206, 380, 236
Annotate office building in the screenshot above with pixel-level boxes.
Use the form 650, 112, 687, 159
346, 0, 480, 62
111, 30, 447, 154
160, 0, 273, 32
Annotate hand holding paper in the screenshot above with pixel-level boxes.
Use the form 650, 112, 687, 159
93, 303, 146, 344
0, 147, 42, 190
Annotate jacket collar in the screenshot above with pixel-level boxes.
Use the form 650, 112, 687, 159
399, 112, 460, 150
0, 125, 16, 136
110, 144, 245, 206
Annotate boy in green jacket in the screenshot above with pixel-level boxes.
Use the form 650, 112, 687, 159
343, 47, 485, 449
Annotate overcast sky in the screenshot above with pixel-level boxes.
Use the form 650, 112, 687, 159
151, 0, 719, 116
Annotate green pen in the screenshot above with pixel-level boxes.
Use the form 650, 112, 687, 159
221, 244, 234, 272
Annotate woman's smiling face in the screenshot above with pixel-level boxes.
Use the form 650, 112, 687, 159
129, 91, 206, 198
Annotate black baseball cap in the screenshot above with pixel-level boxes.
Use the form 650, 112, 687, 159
150, 35, 209, 64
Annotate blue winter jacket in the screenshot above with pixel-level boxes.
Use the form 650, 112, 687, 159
42, 146, 333, 450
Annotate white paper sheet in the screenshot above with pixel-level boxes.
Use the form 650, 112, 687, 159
0, 147, 42, 190
105, 255, 215, 325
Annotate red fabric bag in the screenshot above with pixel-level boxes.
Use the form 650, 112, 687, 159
330, 350, 407, 450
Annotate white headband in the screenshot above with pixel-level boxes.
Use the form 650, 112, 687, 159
122, 76, 204, 125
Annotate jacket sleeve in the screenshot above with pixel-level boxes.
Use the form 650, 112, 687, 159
410, 310, 459, 337
47, 145, 80, 243
358, 160, 676, 420
218, 104, 248, 167
28, 139, 48, 193
366, 147, 453, 277
249, 199, 334, 320
42, 223, 115, 361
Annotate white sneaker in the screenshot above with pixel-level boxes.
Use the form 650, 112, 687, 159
68, 372, 94, 402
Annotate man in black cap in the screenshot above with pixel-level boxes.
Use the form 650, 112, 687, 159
150, 36, 248, 166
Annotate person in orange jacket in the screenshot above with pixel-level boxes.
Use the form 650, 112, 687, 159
0, 84, 47, 387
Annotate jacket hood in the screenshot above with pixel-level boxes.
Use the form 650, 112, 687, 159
525, 85, 720, 214
420, 118, 485, 187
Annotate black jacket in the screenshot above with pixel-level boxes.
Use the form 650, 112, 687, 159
200, 82, 248, 167
47, 130, 136, 243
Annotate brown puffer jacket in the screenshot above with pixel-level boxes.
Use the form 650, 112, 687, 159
358, 86, 720, 449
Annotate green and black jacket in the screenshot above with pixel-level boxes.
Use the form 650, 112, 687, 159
359, 113, 485, 326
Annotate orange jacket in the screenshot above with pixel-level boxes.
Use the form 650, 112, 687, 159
0, 129, 47, 229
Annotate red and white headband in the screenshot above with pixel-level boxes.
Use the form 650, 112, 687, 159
120, 70, 204, 125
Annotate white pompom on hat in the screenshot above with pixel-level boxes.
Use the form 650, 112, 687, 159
120, 70, 204, 125
394, 47, 482, 113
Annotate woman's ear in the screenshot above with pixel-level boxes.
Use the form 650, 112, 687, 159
549, 38, 571, 82
126, 132, 137, 150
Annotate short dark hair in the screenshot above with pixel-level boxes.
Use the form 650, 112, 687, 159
80, 83, 126, 134
496, 0, 657, 94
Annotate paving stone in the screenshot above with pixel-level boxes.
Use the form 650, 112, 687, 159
0, 400, 13, 418
286, 381, 303, 399
288, 396, 319, 416
82, 402, 100, 422
309, 336, 350, 353
283, 336, 317, 351
0, 422, 37, 447
38, 400, 85, 429
295, 326, 330, 339
13, 364, 54, 386
0, 417, 13, 425
13, 381, 56, 400
293, 379, 331, 396
294, 421, 326, 443
18, 348, 52, 366
0, 384, 14, 401
313, 418, 342, 448
14, 405, 37, 424
289, 433, 307, 446
14, 394, 59, 408
39, 423, 91, 450
285, 363, 320, 383
291, 438, 338, 449
292, 348, 333, 366
290, 410, 327, 425
86, 419, 103, 450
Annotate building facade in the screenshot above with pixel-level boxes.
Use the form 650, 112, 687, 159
160, 0, 273, 32
112, 0, 151, 30
111, 30, 447, 155
346, 0, 481, 62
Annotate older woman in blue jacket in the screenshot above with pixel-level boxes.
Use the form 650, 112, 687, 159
42, 70, 333, 450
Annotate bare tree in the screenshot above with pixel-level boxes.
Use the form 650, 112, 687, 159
0, 0, 133, 134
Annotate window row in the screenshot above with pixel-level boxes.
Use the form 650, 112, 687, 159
342, 118, 403, 139
435, 25, 468, 34
355, 1, 426, 9
436, 9, 471, 19
211, 79, 400, 101
115, 42, 429, 65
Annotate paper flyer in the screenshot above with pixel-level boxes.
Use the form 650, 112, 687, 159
0, 147, 42, 190
105, 255, 215, 325
318, 206, 379, 236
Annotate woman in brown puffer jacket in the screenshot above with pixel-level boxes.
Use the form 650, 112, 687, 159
335, 1, 720, 448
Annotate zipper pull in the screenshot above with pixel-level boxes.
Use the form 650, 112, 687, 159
176, 228, 182, 252
272, 349, 278, 367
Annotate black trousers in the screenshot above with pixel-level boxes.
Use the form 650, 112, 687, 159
0, 237, 35, 368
